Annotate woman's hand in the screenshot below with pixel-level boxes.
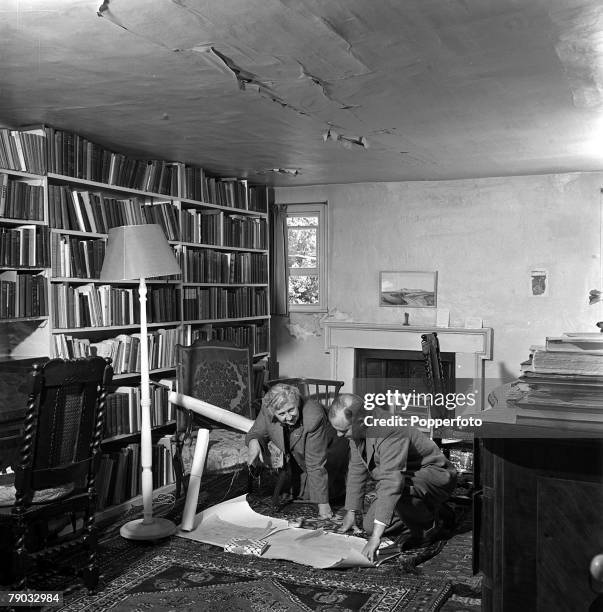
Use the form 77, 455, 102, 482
247, 439, 263, 466
337, 510, 357, 533
361, 536, 381, 563
317, 503, 333, 519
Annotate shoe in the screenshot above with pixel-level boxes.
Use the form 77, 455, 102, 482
438, 502, 456, 530
399, 519, 446, 551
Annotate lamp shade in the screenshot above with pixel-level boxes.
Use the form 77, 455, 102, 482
100, 224, 180, 280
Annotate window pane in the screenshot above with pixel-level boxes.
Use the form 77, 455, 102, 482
288, 275, 319, 304
287, 227, 317, 269
287, 215, 318, 228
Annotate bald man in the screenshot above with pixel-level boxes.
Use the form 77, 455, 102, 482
329, 393, 457, 562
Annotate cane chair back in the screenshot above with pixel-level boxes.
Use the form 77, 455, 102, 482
0, 356, 113, 590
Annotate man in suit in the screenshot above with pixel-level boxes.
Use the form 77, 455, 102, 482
246, 383, 346, 518
328, 393, 457, 562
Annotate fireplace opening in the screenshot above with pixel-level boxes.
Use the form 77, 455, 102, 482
354, 348, 456, 418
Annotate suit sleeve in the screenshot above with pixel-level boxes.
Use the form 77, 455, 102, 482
344, 440, 368, 513
373, 432, 408, 524
302, 404, 329, 503
245, 409, 270, 446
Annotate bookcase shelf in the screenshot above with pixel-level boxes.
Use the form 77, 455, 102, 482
178, 195, 268, 218
179, 240, 268, 253
183, 283, 269, 288
101, 421, 176, 445
51, 322, 181, 333
1, 124, 272, 517
112, 367, 177, 380
50, 277, 180, 285
183, 315, 271, 325
0, 315, 48, 323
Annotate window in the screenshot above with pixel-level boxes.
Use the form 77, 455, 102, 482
286, 203, 327, 312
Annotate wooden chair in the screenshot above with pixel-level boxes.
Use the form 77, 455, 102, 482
421, 332, 473, 504
0, 356, 113, 590
265, 378, 344, 412
172, 339, 254, 497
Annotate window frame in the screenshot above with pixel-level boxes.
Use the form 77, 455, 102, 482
285, 202, 328, 313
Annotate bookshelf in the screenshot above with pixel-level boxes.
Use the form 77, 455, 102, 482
0, 125, 272, 513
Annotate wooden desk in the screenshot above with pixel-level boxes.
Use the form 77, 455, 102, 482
467, 406, 603, 611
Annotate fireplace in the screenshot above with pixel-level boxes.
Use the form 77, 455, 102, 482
322, 322, 492, 413
355, 348, 456, 418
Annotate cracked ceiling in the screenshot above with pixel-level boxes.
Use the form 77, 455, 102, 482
2, 0, 603, 186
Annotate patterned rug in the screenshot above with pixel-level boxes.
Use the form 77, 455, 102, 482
22, 470, 472, 611
57, 538, 452, 612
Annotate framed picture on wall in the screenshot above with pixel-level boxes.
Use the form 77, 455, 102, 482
379, 271, 438, 308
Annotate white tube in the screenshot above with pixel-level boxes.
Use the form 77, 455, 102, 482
180, 428, 210, 531
168, 392, 253, 433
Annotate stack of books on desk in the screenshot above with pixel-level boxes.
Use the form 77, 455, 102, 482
513, 333, 603, 428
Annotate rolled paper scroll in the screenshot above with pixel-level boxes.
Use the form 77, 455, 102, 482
180, 428, 210, 531
168, 392, 253, 433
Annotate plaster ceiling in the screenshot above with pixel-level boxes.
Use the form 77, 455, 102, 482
2, 0, 603, 186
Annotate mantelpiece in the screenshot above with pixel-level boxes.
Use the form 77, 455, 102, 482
322, 321, 493, 411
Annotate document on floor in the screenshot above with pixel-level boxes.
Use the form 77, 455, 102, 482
176, 494, 374, 569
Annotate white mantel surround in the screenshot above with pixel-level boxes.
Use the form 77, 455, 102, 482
323, 322, 493, 411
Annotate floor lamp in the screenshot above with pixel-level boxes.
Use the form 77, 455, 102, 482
100, 224, 181, 540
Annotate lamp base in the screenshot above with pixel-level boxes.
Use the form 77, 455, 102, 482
120, 517, 177, 540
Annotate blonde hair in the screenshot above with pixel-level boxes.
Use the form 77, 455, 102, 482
262, 383, 301, 418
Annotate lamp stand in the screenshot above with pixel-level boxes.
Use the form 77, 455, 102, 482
120, 277, 176, 540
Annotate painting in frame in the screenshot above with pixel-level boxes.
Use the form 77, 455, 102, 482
379, 271, 438, 308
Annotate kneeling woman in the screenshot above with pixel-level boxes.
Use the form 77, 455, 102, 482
245, 383, 347, 519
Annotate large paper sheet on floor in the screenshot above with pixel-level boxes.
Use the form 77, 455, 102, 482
176, 494, 374, 569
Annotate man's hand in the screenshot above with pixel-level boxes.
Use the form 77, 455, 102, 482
337, 510, 357, 533
247, 439, 263, 466
317, 503, 333, 519
362, 536, 381, 563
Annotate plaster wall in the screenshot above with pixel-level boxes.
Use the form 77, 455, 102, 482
273, 172, 603, 385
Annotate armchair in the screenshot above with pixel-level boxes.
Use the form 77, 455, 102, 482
172, 339, 254, 497
0, 356, 113, 590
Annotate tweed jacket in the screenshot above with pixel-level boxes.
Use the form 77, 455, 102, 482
344, 423, 451, 524
245, 398, 329, 503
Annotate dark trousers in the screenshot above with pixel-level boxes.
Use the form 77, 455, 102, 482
364, 463, 457, 535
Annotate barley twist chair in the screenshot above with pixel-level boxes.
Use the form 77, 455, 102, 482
0, 356, 113, 590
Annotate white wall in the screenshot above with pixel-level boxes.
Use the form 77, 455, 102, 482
273, 172, 603, 384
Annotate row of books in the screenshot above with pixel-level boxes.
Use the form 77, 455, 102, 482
48, 185, 179, 237
0, 128, 46, 175
0, 271, 47, 318
180, 209, 269, 249
182, 286, 269, 321
96, 438, 175, 510
52, 283, 180, 329
52, 328, 180, 373
182, 322, 270, 355
1, 126, 269, 212
51, 234, 106, 278
0, 174, 44, 221
48, 185, 267, 250
0, 225, 51, 268
43, 126, 179, 195
512, 332, 603, 427
104, 385, 175, 439
179, 247, 268, 284
223, 215, 268, 249
181, 167, 267, 212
